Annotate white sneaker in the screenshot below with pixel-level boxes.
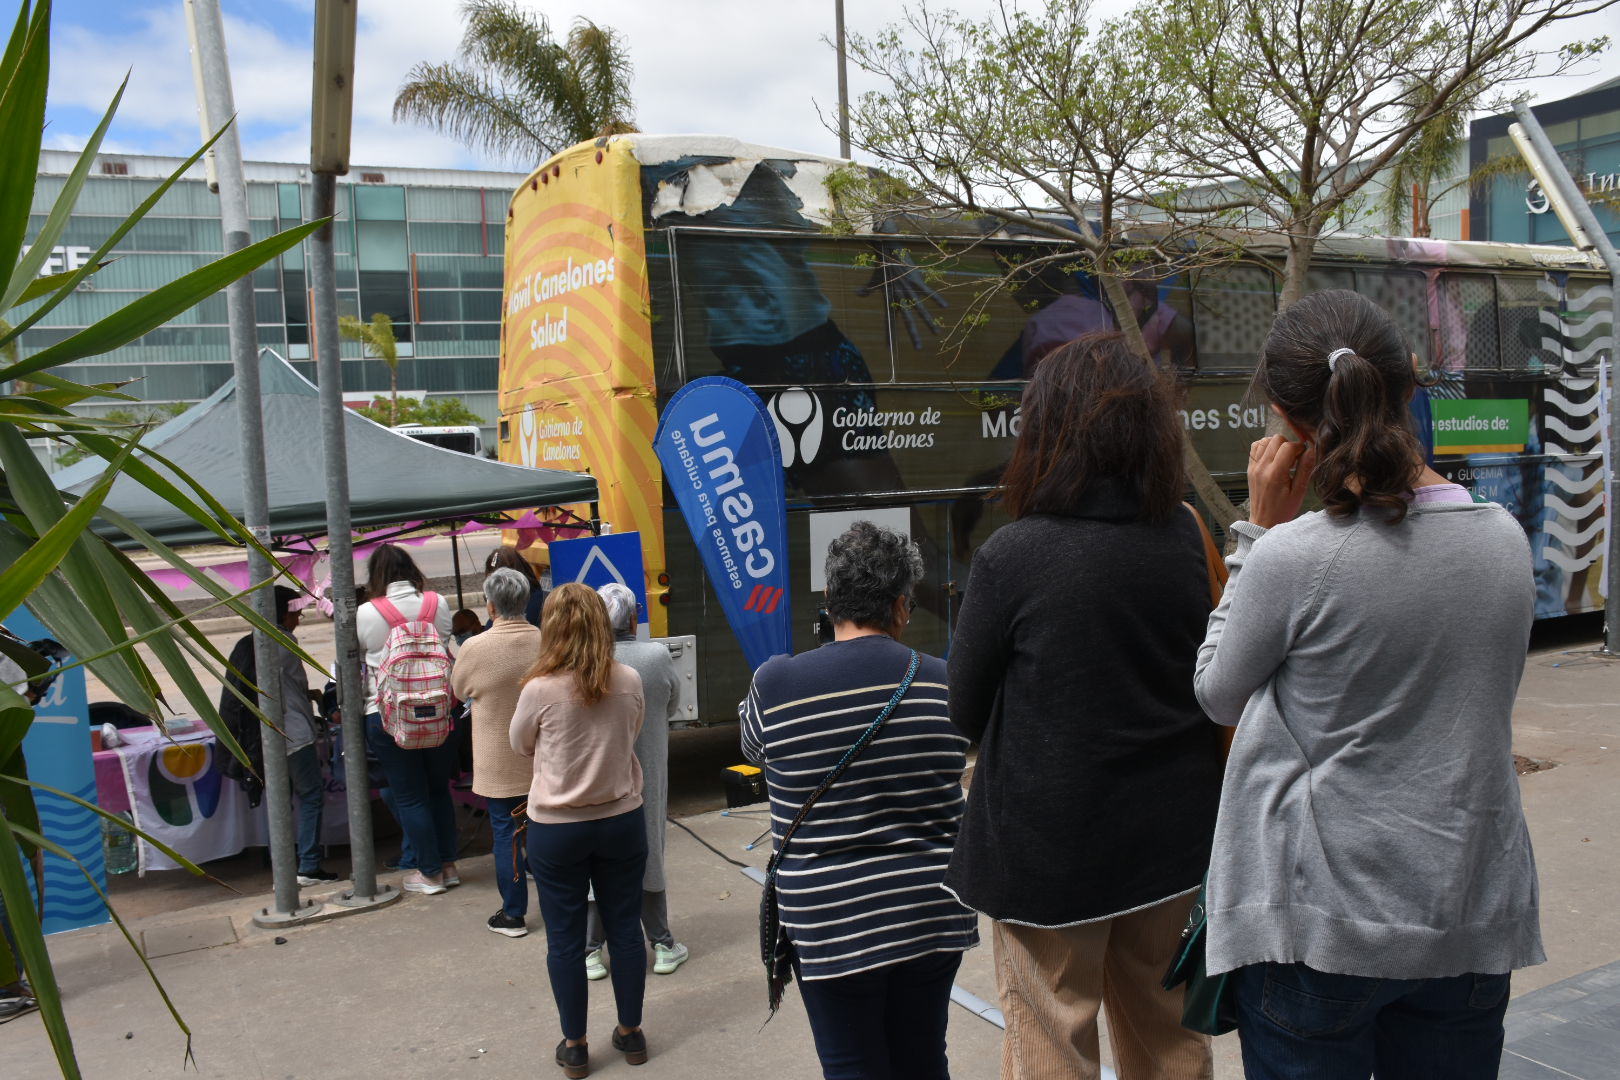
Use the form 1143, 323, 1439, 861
401, 871, 447, 895
585, 948, 608, 981
653, 942, 689, 975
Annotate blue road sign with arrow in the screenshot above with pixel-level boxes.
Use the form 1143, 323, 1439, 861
549, 531, 648, 628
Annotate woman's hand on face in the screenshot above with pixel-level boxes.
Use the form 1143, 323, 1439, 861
1247, 435, 1317, 529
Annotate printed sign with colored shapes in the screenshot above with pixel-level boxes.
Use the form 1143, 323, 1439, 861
1431, 399, 1530, 455
549, 531, 649, 628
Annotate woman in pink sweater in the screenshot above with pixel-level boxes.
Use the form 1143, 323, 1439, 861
509, 583, 647, 1078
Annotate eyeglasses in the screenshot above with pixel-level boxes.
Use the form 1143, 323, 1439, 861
903, 595, 916, 613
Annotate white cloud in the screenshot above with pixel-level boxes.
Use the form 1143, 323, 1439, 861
42, 0, 1620, 175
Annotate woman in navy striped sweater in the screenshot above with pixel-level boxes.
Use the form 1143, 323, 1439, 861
741, 521, 979, 1080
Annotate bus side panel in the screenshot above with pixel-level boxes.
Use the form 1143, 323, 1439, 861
500, 143, 668, 632
1434, 372, 1607, 619
666, 499, 982, 726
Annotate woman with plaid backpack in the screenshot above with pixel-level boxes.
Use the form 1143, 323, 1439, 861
357, 543, 458, 896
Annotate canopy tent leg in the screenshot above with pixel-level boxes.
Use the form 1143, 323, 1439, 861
452, 533, 464, 610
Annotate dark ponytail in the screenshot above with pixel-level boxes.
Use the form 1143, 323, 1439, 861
1254, 290, 1422, 522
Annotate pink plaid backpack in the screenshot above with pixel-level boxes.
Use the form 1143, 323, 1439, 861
370, 592, 453, 749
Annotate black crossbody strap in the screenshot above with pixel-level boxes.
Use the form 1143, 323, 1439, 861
764, 649, 920, 880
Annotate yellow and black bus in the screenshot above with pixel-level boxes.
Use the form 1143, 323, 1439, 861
499, 134, 1611, 725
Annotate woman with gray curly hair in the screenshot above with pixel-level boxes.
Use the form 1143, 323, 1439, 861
741, 521, 977, 1079
581, 583, 691, 981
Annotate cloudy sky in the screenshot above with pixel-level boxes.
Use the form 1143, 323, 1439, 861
43, 0, 1620, 174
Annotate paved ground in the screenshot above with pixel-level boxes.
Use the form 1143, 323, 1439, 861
11, 615, 1616, 1078
1502, 959, 1620, 1079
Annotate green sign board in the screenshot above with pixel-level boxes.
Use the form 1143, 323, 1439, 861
1431, 399, 1530, 455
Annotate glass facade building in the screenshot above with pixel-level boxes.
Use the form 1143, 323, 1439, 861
1470, 77, 1620, 247
20, 151, 528, 438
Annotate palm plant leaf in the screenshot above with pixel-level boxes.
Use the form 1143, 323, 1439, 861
6, 820, 195, 1064
3, 71, 123, 309
394, 59, 560, 163
0, 5, 351, 1072
0, 119, 233, 353
0, 812, 76, 1073
1, 218, 323, 381
393, 0, 635, 164
0, 0, 48, 285
565, 19, 636, 137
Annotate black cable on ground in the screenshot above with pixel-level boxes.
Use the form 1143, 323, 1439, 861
668, 815, 750, 868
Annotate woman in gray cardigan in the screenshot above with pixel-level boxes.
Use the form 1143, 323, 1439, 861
583, 583, 689, 979
1196, 290, 1541, 1079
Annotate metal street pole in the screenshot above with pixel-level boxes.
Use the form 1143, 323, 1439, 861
1510, 101, 1620, 658
311, 0, 394, 910
184, 0, 314, 922
835, 0, 850, 159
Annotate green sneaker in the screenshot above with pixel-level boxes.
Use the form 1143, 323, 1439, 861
652, 942, 689, 975
584, 948, 608, 981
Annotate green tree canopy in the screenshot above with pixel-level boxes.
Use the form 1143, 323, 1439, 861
393, 0, 636, 166
1142, 0, 1614, 306
353, 395, 482, 429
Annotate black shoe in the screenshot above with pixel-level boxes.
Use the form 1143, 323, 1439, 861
297, 868, 341, 886
555, 1038, 589, 1078
612, 1027, 647, 1066
487, 911, 528, 938
0, 993, 39, 1025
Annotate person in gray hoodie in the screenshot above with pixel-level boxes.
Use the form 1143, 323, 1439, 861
1195, 289, 1541, 1080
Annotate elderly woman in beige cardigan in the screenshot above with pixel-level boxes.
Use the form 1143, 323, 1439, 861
451, 567, 543, 938
582, 583, 690, 980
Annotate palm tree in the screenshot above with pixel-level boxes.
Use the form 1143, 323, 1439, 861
338, 313, 401, 424
393, 0, 636, 166
1382, 74, 1487, 238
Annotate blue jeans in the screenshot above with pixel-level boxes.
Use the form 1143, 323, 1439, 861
794, 949, 963, 1080
486, 795, 529, 920
378, 786, 415, 870
364, 713, 457, 878
527, 807, 648, 1040
1233, 962, 1512, 1080
286, 745, 325, 874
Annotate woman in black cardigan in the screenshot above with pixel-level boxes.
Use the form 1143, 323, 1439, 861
947, 331, 1221, 1080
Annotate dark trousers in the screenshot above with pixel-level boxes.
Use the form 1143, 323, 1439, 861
1233, 962, 1512, 1080
485, 794, 529, 920
286, 744, 325, 874
364, 713, 456, 878
794, 949, 963, 1080
527, 807, 649, 1040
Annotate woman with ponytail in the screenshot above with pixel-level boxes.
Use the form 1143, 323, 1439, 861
1195, 290, 1542, 1078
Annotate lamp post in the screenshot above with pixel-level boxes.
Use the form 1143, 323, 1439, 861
183, 0, 314, 923
310, 0, 395, 908
835, 0, 850, 159
1510, 101, 1620, 658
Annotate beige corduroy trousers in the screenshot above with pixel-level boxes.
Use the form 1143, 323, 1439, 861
993, 892, 1214, 1080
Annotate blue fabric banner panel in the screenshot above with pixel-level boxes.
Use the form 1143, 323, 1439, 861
7, 607, 110, 935
654, 377, 793, 670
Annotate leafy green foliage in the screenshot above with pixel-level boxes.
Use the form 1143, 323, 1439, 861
1140, 0, 1614, 305
338, 312, 401, 423
1, 1, 328, 1072
392, 0, 636, 167
54, 403, 189, 466
353, 395, 482, 428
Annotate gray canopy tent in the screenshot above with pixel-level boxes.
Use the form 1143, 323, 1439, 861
54, 349, 599, 549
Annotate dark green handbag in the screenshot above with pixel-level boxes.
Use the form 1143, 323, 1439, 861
1160, 880, 1237, 1036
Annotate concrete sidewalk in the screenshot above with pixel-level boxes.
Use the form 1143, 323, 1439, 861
9, 625, 1616, 1078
